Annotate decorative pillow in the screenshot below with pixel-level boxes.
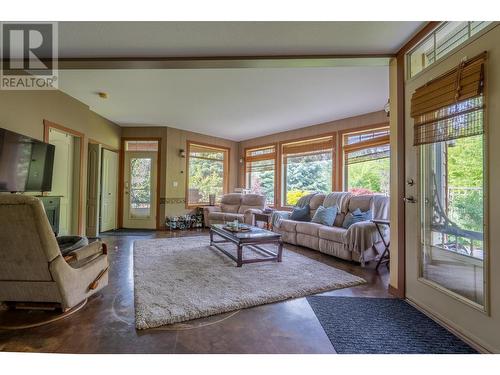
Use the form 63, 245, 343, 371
311, 205, 338, 226
342, 208, 373, 229
290, 204, 310, 222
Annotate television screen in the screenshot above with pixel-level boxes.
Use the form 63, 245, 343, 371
0, 128, 55, 192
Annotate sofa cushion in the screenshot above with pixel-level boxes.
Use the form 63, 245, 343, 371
342, 208, 373, 229
240, 194, 265, 208
309, 193, 325, 211
290, 204, 310, 222
209, 212, 244, 222
279, 219, 298, 232
348, 194, 373, 213
220, 204, 240, 213
221, 193, 242, 205
223, 213, 244, 222
296, 222, 323, 236
318, 226, 347, 243
311, 205, 337, 226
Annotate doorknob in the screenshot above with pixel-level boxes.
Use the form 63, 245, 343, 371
403, 196, 417, 203
407, 178, 415, 186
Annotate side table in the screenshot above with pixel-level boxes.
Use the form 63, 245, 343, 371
253, 211, 273, 229
372, 219, 390, 271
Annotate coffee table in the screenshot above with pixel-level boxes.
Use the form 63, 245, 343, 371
209, 224, 283, 267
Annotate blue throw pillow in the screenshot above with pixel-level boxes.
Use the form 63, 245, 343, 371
290, 204, 310, 222
311, 205, 338, 226
342, 208, 373, 229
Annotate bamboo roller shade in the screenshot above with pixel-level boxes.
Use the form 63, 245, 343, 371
411, 51, 486, 119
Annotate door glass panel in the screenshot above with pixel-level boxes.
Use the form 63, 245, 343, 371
420, 134, 485, 307
129, 158, 152, 218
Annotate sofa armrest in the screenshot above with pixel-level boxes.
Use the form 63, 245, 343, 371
203, 206, 221, 227
65, 240, 106, 263
243, 208, 263, 225
270, 210, 292, 228
50, 253, 109, 309
346, 220, 389, 256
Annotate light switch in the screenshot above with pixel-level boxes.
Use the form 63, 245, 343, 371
173, 181, 178, 188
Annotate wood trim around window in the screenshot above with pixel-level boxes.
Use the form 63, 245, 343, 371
337, 123, 389, 191
43, 119, 85, 236
278, 133, 336, 208
243, 142, 278, 207
185, 140, 230, 208
118, 137, 162, 230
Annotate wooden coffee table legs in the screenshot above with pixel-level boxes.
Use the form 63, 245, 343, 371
210, 231, 283, 267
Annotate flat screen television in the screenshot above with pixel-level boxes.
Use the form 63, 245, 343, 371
0, 128, 55, 192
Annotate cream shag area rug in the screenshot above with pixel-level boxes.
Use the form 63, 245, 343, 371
133, 237, 366, 329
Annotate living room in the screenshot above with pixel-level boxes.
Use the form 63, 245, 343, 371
1, 1, 500, 372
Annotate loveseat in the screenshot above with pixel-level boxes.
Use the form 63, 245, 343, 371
203, 193, 266, 227
272, 192, 389, 265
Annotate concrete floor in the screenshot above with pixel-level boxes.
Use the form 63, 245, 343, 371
0, 230, 391, 353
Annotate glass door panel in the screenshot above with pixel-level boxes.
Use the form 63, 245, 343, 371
419, 135, 485, 307
129, 157, 152, 219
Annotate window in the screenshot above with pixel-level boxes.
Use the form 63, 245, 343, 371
187, 142, 229, 206
412, 53, 486, 307
408, 21, 492, 78
245, 145, 276, 206
343, 127, 390, 195
281, 136, 334, 206
125, 140, 159, 152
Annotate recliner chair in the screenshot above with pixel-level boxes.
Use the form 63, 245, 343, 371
0, 194, 109, 310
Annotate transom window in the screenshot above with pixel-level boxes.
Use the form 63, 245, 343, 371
343, 127, 390, 195
408, 21, 492, 78
186, 142, 229, 206
245, 145, 276, 206
281, 136, 334, 206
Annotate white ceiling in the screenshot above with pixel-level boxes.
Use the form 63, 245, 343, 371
56, 22, 423, 140
58, 21, 424, 57
59, 66, 389, 141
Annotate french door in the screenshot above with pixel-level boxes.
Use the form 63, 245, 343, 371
123, 150, 158, 229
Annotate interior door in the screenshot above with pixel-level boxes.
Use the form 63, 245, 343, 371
123, 150, 158, 229
48, 129, 74, 236
101, 149, 119, 232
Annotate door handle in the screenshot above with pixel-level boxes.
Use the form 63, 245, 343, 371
403, 196, 417, 204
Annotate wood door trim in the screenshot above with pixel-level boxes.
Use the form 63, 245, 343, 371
43, 119, 85, 235
386, 22, 441, 299
88, 138, 119, 152
119, 137, 162, 230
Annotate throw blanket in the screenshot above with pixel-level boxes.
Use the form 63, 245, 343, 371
322, 192, 351, 212
271, 192, 317, 228
346, 194, 390, 264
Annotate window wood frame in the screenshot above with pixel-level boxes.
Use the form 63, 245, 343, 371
243, 143, 278, 207
338, 123, 390, 191
185, 140, 230, 208
278, 133, 336, 208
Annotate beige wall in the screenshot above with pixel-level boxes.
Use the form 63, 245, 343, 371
404, 24, 500, 352
122, 126, 239, 224
238, 110, 389, 191
0, 89, 122, 234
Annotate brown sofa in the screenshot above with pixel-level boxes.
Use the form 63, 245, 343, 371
0, 194, 109, 310
203, 193, 266, 227
272, 192, 389, 265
